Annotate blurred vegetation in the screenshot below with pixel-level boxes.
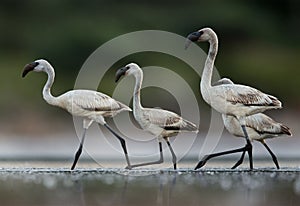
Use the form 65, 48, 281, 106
0, 0, 299, 132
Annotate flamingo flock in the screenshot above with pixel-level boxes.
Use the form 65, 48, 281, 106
22, 27, 291, 170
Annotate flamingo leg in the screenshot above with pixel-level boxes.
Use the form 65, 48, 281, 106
195, 124, 253, 170
127, 142, 164, 169
241, 125, 253, 169
71, 128, 87, 170
164, 139, 177, 170
260, 141, 280, 169
194, 145, 250, 170
231, 150, 246, 169
103, 124, 132, 169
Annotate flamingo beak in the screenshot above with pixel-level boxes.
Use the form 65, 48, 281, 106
185, 31, 202, 49
22, 62, 39, 77
115, 67, 128, 82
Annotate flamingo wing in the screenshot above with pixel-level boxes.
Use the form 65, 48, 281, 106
60, 90, 131, 114
224, 85, 282, 107
144, 108, 198, 131
245, 113, 291, 136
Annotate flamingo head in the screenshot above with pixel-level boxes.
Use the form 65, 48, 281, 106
115, 63, 141, 82
185, 28, 216, 49
22, 59, 51, 77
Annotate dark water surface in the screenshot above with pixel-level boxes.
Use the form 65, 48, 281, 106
1, 166, 300, 206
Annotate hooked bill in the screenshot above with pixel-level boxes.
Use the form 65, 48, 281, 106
22, 62, 39, 77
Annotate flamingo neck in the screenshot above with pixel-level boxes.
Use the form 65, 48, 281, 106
200, 33, 218, 102
42, 66, 59, 106
132, 70, 144, 112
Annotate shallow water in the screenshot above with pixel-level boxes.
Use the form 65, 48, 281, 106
1, 165, 300, 206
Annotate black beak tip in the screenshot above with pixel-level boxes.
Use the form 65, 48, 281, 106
186, 33, 196, 42
22, 66, 31, 78
115, 73, 122, 83
185, 31, 202, 49
22, 62, 37, 78
115, 67, 127, 83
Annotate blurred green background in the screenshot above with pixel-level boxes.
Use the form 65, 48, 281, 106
0, 0, 299, 135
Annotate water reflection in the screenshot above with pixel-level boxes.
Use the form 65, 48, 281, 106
0, 168, 300, 206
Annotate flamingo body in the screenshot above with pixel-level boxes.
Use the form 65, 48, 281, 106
22, 59, 132, 169
186, 28, 284, 169
115, 63, 198, 169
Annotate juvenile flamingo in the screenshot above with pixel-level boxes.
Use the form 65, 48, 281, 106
186, 28, 282, 169
216, 78, 292, 169
115, 63, 198, 169
22, 59, 132, 170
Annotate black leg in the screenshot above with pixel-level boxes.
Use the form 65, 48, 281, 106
71, 129, 87, 170
260, 141, 280, 169
195, 145, 250, 170
165, 139, 177, 170
195, 124, 253, 170
241, 125, 253, 169
103, 124, 132, 169
231, 150, 246, 169
128, 142, 164, 169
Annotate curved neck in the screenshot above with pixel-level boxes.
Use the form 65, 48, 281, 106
200, 34, 218, 91
42, 66, 59, 106
132, 70, 144, 111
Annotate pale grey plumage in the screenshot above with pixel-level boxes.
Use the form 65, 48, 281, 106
223, 113, 292, 141
218, 78, 291, 169
116, 63, 198, 169
187, 28, 283, 169
59, 90, 131, 118
212, 78, 233, 86
223, 112, 291, 169
189, 28, 282, 120
22, 59, 132, 170
138, 107, 198, 137
215, 79, 292, 141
